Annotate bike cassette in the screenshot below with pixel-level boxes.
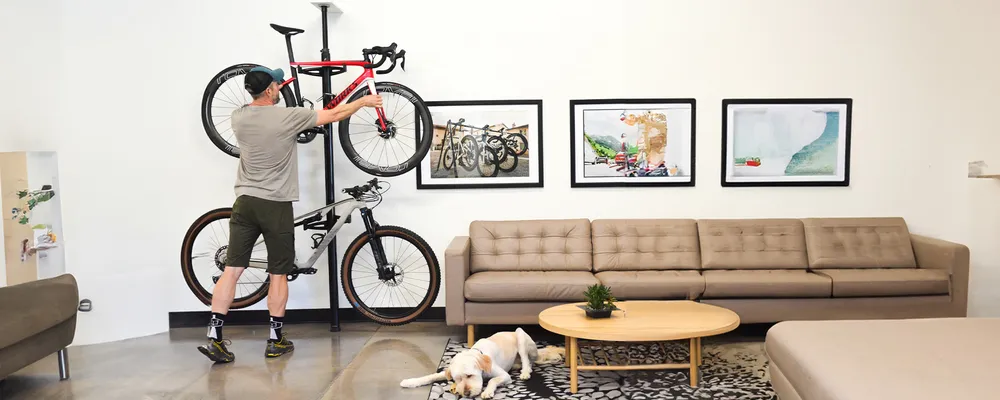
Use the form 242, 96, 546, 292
286, 267, 317, 281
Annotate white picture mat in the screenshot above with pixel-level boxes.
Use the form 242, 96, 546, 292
572, 102, 693, 184
725, 103, 848, 183
420, 103, 540, 186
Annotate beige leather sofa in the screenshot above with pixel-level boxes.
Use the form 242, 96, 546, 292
765, 318, 997, 400
445, 217, 969, 344
0, 273, 79, 381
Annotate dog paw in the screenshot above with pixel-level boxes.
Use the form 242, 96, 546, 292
480, 388, 495, 399
519, 368, 532, 380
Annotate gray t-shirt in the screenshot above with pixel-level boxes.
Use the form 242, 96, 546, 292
231, 106, 318, 202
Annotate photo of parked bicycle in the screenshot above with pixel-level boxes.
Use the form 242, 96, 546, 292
416, 100, 544, 189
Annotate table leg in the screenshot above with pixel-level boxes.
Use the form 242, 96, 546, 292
569, 336, 578, 393
565, 336, 570, 367
696, 337, 702, 366
689, 337, 698, 387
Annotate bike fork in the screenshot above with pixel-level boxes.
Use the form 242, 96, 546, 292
361, 208, 390, 278
365, 79, 389, 131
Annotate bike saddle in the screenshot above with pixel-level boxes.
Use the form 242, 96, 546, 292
270, 23, 304, 36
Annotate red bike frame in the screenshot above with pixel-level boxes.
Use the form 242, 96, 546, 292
284, 60, 388, 130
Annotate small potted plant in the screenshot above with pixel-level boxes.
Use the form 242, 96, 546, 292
581, 283, 618, 319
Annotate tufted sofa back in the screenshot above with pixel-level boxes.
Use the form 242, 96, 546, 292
591, 219, 701, 271
469, 219, 593, 273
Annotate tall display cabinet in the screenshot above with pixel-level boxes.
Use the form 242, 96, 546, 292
0, 151, 66, 287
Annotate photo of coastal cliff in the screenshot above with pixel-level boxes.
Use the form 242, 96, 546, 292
722, 99, 852, 187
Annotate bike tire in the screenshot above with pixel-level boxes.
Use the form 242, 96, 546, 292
458, 135, 479, 172
477, 145, 501, 177
341, 225, 440, 326
507, 133, 528, 156
440, 146, 455, 170
338, 81, 433, 177
488, 136, 518, 173
180, 208, 270, 309
201, 63, 297, 158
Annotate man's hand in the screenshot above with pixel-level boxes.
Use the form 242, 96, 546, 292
359, 95, 383, 108
316, 95, 383, 126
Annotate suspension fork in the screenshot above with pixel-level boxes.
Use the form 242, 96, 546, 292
360, 208, 390, 278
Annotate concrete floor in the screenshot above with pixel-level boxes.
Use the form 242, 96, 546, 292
0, 321, 466, 400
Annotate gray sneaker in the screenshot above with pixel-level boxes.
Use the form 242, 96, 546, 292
265, 335, 294, 358
198, 339, 235, 363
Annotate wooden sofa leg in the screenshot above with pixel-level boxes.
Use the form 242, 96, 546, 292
57, 348, 70, 380
467, 325, 475, 346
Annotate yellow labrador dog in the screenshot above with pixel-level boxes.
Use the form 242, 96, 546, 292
400, 328, 563, 398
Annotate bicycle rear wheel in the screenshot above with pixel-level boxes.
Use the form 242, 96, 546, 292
180, 208, 270, 309
338, 81, 433, 177
341, 225, 440, 326
201, 63, 297, 158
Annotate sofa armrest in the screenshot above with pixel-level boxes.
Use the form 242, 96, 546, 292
0, 273, 79, 350
445, 236, 471, 326
911, 234, 969, 316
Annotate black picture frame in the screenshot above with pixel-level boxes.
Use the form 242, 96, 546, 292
721, 98, 852, 187
415, 99, 544, 190
569, 98, 697, 188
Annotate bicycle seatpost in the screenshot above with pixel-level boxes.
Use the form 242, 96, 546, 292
284, 35, 302, 105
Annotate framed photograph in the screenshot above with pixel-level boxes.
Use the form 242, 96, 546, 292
722, 98, 852, 187
570, 98, 696, 187
416, 99, 543, 189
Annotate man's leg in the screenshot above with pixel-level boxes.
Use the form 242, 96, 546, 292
262, 199, 296, 358
208, 266, 245, 339
198, 196, 259, 364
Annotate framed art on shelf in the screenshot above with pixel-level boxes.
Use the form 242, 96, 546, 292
416, 99, 543, 189
570, 98, 696, 188
722, 98, 852, 187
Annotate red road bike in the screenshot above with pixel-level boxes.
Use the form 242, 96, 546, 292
200, 21, 432, 177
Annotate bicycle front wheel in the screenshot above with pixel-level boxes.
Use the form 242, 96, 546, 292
201, 63, 296, 158
341, 225, 440, 326
180, 208, 270, 309
338, 81, 433, 177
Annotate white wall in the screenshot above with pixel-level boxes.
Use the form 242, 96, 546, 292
2, 0, 998, 345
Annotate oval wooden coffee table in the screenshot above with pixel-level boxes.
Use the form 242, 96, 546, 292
538, 300, 740, 393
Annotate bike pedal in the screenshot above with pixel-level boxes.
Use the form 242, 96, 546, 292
297, 268, 318, 275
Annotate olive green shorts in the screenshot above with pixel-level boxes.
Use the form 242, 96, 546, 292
226, 195, 295, 275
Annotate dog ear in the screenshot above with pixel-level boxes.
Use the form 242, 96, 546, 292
444, 369, 452, 380
475, 353, 492, 372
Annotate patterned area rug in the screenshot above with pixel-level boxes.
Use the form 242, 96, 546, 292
427, 339, 775, 400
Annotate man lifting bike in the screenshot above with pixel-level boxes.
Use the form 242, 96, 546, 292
198, 66, 382, 363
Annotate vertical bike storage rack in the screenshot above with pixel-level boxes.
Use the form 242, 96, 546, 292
315, 1, 341, 332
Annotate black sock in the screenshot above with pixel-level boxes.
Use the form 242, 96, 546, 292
269, 316, 284, 343
208, 312, 225, 341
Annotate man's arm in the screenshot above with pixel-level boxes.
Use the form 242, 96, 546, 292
315, 94, 383, 126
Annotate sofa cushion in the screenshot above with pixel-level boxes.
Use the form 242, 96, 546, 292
594, 271, 705, 300
698, 219, 809, 270
766, 318, 1000, 400
464, 271, 599, 302
592, 219, 700, 272
469, 219, 592, 273
0, 274, 79, 350
802, 217, 917, 269
702, 270, 832, 298
813, 268, 949, 297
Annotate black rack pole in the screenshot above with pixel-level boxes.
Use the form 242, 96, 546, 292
319, 4, 341, 333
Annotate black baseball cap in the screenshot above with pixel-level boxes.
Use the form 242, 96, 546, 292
244, 66, 285, 95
